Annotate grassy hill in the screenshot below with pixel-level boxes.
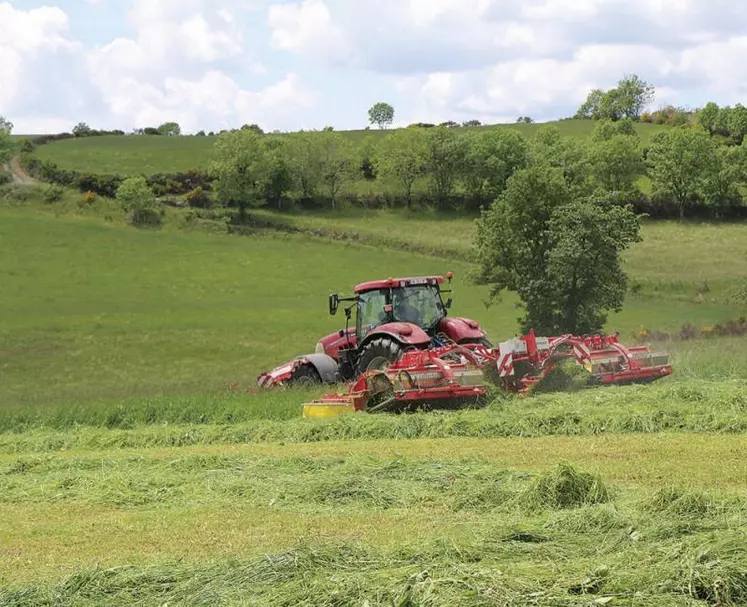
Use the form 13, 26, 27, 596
31, 120, 672, 176
2, 199, 745, 408
1, 187, 746, 603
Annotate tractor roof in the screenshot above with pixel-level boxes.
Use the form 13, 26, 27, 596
354, 276, 445, 294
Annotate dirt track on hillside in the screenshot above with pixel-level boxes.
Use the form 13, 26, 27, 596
5, 157, 38, 185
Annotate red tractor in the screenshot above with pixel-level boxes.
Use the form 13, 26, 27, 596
257, 272, 673, 407
257, 273, 491, 388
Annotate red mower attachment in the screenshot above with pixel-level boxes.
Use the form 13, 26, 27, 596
490, 330, 672, 393
302, 344, 488, 417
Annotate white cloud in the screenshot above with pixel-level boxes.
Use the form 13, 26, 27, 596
268, 0, 351, 63
95, 70, 315, 133
0, 3, 92, 128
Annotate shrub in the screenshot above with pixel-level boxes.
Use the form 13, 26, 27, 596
41, 184, 65, 203
184, 186, 212, 209
80, 191, 97, 206
0, 170, 11, 186
116, 176, 162, 226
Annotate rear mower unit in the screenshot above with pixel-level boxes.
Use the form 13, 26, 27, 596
255, 273, 673, 416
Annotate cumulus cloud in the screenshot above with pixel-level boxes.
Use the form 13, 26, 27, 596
4, 0, 747, 133
0, 2, 104, 132
267, 0, 747, 123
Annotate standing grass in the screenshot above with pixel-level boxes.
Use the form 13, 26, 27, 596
1, 206, 745, 408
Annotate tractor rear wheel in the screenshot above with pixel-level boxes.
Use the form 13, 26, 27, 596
289, 364, 321, 386
357, 337, 404, 374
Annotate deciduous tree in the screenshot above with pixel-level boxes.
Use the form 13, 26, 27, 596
474, 166, 642, 334
424, 127, 467, 209
157, 122, 181, 136
317, 130, 354, 206
615, 74, 655, 119
368, 102, 395, 129
646, 126, 718, 218
588, 123, 643, 194
697, 102, 720, 134
462, 129, 529, 204
374, 128, 427, 208
209, 129, 267, 218
530, 125, 590, 196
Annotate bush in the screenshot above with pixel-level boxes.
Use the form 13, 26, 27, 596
0, 170, 11, 186
79, 191, 97, 207
184, 186, 212, 209
116, 176, 163, 226
41, 184, 65, 203
0, 183, 42, 202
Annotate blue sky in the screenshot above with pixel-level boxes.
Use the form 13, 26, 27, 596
2, 0, 747, 134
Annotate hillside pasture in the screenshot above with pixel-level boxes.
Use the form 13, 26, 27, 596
31, 120, 672, 176
1, 203, 745, 409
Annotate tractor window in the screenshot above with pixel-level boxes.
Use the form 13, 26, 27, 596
392, 285, 444, 330
357, 289, 389, 339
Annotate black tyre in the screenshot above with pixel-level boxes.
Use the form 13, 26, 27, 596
288, 364, 321, 386
357, 337, 404, 374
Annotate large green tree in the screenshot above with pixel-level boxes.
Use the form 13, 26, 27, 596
317, 130, 354, 206
260, 136, 295, 210
588, 121, 643, 194
373, 128, 427, 208
368, 102, 395, 129
474, 166, 641, 334
530, 125, 590, 195
646, 126, 718, 218
703, 143, 747, 209
697, 102, 720, 134
209, 129, 267, 218
288, 131, 324, 199
615, 74, 655, 119
463, 129, 529, 204
425, 127, 467, 209
575, 74, 654, 121
157, 122, 181, 136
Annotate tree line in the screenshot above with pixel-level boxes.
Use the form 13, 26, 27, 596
206, 118, 747, 220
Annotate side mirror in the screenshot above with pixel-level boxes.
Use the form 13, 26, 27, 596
329, 293, 339, 316
445, 298, 453, 309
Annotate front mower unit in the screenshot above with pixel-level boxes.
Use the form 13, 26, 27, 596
302, 345, 488, 417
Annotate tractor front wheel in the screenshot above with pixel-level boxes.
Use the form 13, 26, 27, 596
357, 337, 404, 374
289, 364, 321, 387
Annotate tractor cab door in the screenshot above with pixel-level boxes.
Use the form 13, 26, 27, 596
356, 289, 390, 341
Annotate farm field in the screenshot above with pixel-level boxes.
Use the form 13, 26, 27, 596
30, 119, 672, 176
1, 187, 746, 604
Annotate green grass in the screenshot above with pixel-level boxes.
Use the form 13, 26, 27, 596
32, 120, 672, 176
1, 197, 745, 408
1, 185, 746, 604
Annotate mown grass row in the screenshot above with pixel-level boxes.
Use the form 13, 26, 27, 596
3, 445, 746, 512
2, 462, 745, 605
1, 380, 745, 453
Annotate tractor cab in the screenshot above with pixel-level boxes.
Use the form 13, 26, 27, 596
352, 275, 452, 339
325, 273, 488, 375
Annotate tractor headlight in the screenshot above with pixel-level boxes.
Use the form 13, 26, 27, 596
315, 341, 324, 354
